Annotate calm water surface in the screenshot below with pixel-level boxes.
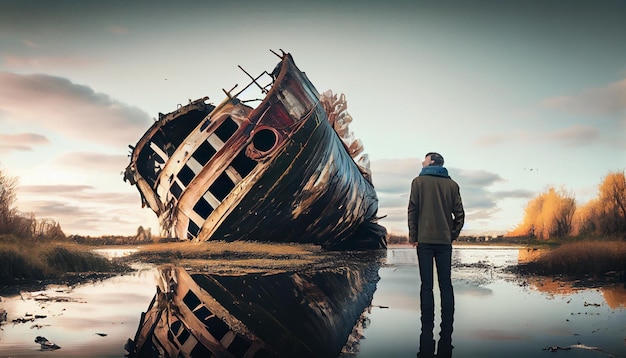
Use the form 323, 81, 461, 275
0, 246, 624, 357
360, 247, 626, 358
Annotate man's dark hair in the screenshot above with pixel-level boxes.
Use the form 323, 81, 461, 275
426, 152, 444, 166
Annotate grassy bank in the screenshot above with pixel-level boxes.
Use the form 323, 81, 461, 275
0, 235, 128, 287
118, 240, 361, 274
514, 239, 626, 281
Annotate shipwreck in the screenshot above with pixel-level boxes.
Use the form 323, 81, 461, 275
123, 51, 386, 250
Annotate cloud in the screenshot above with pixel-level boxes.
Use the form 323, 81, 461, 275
19, 184, 94, 194
0, 133, 50, 154
2, 55, 96, 69
0, 71, 151, 147
22, 39, 41, 48
476, 79, 626, 150
19, 184, 138, 204
494, 189, 535, 199
15, 197, 152, 236
449, 168, 531, 213
372, 158, 533, 234
53, 152, 130, 173
371, 158, 418, 194
546, 125, 601, 146
543, 78, 626, 118
475, 125, 604, 148
107, 25, 129, 35
453, 168, 503, 187
15, 182, 154, 235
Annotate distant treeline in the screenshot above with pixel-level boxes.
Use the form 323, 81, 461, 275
386, 233, 408, 245
0, 168, 139, 286
70, 226, 153, 245
510, 171, 626, 240
0, 167, 152, 245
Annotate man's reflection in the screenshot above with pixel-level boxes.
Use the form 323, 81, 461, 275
416, 245, 454, 358
418, 317, 453, 357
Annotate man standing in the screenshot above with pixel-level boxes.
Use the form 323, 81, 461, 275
408, 152, 464, 358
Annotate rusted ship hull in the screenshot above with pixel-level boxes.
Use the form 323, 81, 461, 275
126, 252, 383, 358
124, 52, 386, 249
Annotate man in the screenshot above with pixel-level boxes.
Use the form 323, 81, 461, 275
408, 152, 464, 358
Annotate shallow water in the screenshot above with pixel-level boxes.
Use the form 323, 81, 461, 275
0, 247, 624, 357
360, 247, 626, 358
0, 262, 157, 357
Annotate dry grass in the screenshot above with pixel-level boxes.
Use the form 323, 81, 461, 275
0, 237, 127, 286
120, 240, 366, 274
175, 258, 317, 275
518, 240, 626, 278
136, 240, 321, 257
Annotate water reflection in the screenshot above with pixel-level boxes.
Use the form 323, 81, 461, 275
126, 250, 386, 358
358, 247, 626, 358
415, 244, 454, 358
0, 268, 158, 357
516, 247, 626, 309
1, 247, 624, 357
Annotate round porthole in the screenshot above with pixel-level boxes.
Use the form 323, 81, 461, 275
252, 128, 278, 153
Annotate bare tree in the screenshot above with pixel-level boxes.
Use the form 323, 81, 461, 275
0, 169, 19, 234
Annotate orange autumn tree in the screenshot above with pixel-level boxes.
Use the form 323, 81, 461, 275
573, 171, 626, 236
510, 187, 576, 239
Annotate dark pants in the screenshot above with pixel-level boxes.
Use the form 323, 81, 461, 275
417, 244, 454, 358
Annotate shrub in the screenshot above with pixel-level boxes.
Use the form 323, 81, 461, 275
0, 245, 46, 285
520, 240, 626, 277
0, 242, 126, 286
43, 245, 114, 273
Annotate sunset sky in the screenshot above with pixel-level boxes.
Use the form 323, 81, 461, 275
1, 0, 624, 237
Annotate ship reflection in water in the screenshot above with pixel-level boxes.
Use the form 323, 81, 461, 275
125, 250, 386, 358
1, 247, 624, 357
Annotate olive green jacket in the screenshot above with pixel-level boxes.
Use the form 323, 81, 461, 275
408, 167, 465, 245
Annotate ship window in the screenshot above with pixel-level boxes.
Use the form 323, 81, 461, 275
214, 116, 239, 143
183, 290, 202, 310
252, 129, 276, 152
204, 316, 229, 340
169, 320, 191, 346
193, 305, 213, 322
171, 320, 182, 334
177, 327, 190, 345
161, 109, 207, 148
166, 330, 177, 347
209, 172, 235, 201
187, 219, 201, 239
177, 165, 195, 187
227, 335, 251, 358
193, 197, 214, 219
231, 149, 258, 177
194, 140, 217, 166
170, 181, 183, 199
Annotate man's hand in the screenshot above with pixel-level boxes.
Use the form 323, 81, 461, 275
411, 242, 418, 247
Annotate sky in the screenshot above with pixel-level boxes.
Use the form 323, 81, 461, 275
0, 0, 624, 238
